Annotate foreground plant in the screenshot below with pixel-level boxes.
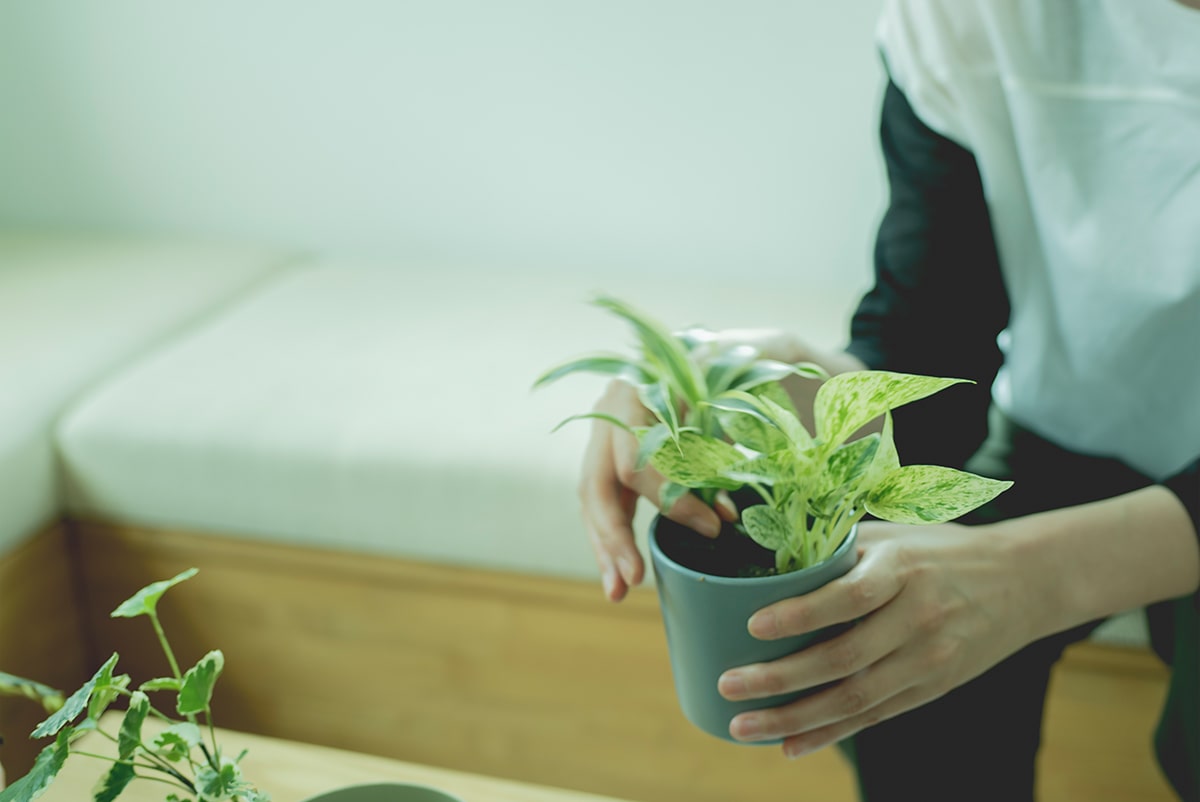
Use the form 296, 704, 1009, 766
537, 297, 1012, 574
0, 569, 267, 802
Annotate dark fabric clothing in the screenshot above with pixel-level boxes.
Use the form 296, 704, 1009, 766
841, 78, 1200, 801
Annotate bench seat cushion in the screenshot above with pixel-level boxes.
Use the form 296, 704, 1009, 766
56, 260, 854, 579
0, 231, 294, 554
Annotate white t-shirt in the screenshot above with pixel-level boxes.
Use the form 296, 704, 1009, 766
877, 0, 1200, 479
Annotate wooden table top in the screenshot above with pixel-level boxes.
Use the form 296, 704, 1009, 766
33, 712, 633, 802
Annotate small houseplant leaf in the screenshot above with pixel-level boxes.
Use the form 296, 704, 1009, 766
727, 360, 826, 393
531, 353, 654, 389
741, 505, 791, 551
635, 422, 674, 471
549, 412, 635, 436
177, 650, 224, 716
91, 760, 136, 802
32, 653, 119, 738
702, 345, 760, 396
153, 722, 203, 763
814, 371, 968, 452
866, 465, 1014, 524
138, 677, 183, 692
110, 568, 198, 619
118, 691, 150, 760
0, 728, 71, 802
650, 432, 745, 490
593, 296, 705, 409
0, 672, 64, 714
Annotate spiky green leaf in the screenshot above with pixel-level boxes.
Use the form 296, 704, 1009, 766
649, 432, 745, 490
110, 568, 198, 619
32, 654, 119, 739
177, 650, 224, 716
549, 412, 635, 435
0, 729, 71, 802
638, 380, 682, 436
531, 353, 654, 390
702, 345, 760, 396
727, 360, 826, 393
593, 296, 705, 408
865, 465, 1013, 524
91, 760, 136, 802
814, 371, 969, 452
741, 505, 792, 551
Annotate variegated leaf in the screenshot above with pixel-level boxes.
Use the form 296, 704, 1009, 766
814, 371, 969, 452
865, 465, 1013, 524
650, 431, 745, 490
531, 353, 654, 389
741, 505, 791, 551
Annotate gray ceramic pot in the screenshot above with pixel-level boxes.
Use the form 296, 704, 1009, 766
300, 783, 464, 802
649, 515, 858, 744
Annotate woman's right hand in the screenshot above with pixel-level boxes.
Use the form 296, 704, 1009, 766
579, 379, 733, 602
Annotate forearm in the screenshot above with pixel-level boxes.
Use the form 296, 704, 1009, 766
998, 485, 1200, 640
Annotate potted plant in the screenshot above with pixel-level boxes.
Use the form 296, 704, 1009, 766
535, 297, 1012, 742
0, 570, 462, 802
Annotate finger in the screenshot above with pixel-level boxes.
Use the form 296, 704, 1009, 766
746, 543, 904, 640
729, 646, 928, 744
581, 426, 645, 597
780, 683, 936, 759
719, 594, 912, 701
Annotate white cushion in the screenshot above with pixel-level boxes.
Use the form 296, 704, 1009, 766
0, 231, 294, 553
57, 259, 857, 579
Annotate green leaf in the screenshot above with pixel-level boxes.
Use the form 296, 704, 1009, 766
110, 568, 198, 619
712, 390, 812, 451
741, 505, 792, 551
864, 410, 900, 486
117, 691, 150, 760
814, 371, 969, 452
865, 465, 1013, 525
531, 353, 653, 389
0, 729, 71, 802
549, 412, 635, 435
87, 670, 130, 722
722, 454, 787, 486
701, 345, 760, 396
138, 677, 183, 693
649, 432, 745, 490
638, 380, 682, 436
0, 672, 64, 714
32, 654, 119, 739
593, 296, 705, 408
153, 722, 202, 763
634, 423, 673, 471
91, 760, 136, 802
197, 759, 242, 799
177, 650, 224, 716
727, 360, 825, 393
658, 482, 692, 515
812, 435, 880, 514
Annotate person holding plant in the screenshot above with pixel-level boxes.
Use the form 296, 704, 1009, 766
573, 2, 1200, 800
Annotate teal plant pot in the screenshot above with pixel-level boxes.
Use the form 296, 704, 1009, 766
300, 783, 465, 802
649, 515, 859, 744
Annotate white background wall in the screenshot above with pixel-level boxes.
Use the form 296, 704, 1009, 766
0, 1, 886, 302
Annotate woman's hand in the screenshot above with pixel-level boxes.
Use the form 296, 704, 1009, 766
716, 520, 1043, 758
578, 380, 733, 602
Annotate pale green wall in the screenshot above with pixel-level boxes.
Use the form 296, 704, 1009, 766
0, 1, 885, 293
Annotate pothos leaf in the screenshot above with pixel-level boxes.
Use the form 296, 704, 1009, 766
812, 434, 880, 514
0, 728, 71, 802
649, 432, 745, 490
110, 568, 198, 619
814, 371, 968, 453
33, 654, 119, 739
634, 422, 674, 471
865, 465, 1013, 524
740, 505, 791, 551
177, 650, 224, 716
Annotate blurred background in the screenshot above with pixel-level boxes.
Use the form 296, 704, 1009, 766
0, 0, 885, 296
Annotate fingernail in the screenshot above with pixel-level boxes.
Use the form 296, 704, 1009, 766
718, 672, 746, 700
714, 490, 738, 522
748, 610, 779, 639
785, 741, 815, 760
616, 555, 637, 585
601, 569, 617, 598
731, 714, 763, 740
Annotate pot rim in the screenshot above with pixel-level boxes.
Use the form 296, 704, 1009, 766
649, 518, 858, 589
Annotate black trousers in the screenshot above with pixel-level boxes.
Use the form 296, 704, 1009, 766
840, 408, 1166, 802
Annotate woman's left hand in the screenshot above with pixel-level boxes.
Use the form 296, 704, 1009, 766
717, 520, 1047, 759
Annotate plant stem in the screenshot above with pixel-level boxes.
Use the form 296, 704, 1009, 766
71, 750, 195, 792
149, 611, 183, 680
